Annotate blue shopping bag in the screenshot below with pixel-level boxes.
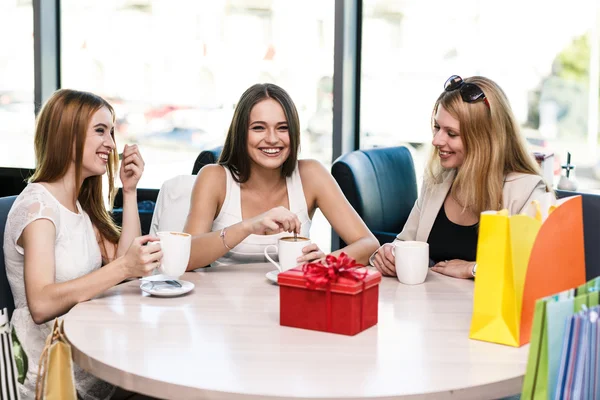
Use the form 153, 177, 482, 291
554, 305, 600, 400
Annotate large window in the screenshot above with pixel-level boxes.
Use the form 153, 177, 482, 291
60, 0, 335, 189
361, 0, 600, 192
0, 0, 35, 169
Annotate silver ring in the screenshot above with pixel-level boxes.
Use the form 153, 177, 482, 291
445, 260, 449, 263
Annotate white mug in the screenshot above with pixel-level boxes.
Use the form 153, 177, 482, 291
155, 231, 191, 278
393, 241, 429, 285
264, 236, 311, 272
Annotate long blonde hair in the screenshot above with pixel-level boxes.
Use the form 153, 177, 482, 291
426, 76, 545, 215
30, 89, 121, 244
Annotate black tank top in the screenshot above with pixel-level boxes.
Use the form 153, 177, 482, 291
427, 204, 479, 263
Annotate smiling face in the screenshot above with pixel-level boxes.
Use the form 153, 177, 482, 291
246, 98, 291, 171
432, 105, 465, 169
81, 106, 116, 179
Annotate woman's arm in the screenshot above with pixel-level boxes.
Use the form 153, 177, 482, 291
21, 220, 161, 325
116, 190, 140, 258
396, 176, 430, 241
116, 144, 144, 258
184, 165, 302, 269
371, 179, 428, 275
184, 165, 242, 269
430, 259, 476, 279
395, 194, 423, 241
300, 160, 379, 265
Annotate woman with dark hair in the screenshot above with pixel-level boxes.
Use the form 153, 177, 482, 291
184, 83, 379, 268
3, 89, 162, 399
371, 75, 550, 280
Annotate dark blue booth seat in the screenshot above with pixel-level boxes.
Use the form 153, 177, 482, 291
331, 146, 418, 249
192, 146, 223, 175
0, 196, 17, 319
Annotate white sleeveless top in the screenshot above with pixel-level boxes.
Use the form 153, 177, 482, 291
4, 183, 115, 399
211, 165, 312, 267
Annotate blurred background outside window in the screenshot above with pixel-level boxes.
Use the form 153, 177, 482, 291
0, 0, 34, 169
60, 0, 335, 251
60, 0, 335, 189
361, 0, 600, 192
2, 0, 600, 252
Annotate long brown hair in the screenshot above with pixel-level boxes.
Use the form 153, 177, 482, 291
219, 83, 301, 183
30, 89, 121, 244
426, 76, 546, 215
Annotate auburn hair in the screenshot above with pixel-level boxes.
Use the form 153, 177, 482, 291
31, 89, 121, 245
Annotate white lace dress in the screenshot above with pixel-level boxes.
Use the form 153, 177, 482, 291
3, 183, 115, 400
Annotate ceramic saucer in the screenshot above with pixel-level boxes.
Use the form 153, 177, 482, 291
140, 280, 194, 297
265, 270, 279, 284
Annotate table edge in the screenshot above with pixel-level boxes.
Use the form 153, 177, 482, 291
66, 323, 523, 400
63, 268, 524, 400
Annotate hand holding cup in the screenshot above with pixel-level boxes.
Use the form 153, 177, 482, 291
264, 236, 311, 273
122, 235, 162, 278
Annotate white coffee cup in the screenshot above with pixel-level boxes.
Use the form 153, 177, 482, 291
393, 241, 429, 285
155, 231, 191, 278
264, 236, 311, 272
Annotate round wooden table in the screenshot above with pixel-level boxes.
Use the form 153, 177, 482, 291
63, 263, 528, 400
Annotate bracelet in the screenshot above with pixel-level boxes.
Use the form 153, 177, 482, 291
368, 251, 377, 267
220, 227, 233, 250
368, 247, 381, 267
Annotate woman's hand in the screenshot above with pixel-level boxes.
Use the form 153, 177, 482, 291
297, 243, 325, 264
431, 259, 474, 279
371, 243, 396, 276
247, 206, 302, 236
121, 235, 162, 278
120, 144, 145, 193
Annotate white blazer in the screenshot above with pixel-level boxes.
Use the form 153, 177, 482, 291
397, 170, 548, 242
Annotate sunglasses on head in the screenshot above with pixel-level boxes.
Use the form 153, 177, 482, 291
444, 75, 489, 108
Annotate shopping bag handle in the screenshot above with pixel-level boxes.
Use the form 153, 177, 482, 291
35, 319, 68, 400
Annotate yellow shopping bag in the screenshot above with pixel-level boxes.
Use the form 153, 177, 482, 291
469, 196, 586, 347
35, 319, 76, 400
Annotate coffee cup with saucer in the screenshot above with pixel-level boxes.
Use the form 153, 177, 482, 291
139, 231, 194, 297
263, 235, 310, 284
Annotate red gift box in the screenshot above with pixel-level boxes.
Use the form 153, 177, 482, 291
278, 253, 381, 336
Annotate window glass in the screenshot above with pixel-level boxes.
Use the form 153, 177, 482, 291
362, 0, 600, 192
0, 0, 35, 168
61, 0, 335, 189
61, 0, 334, 252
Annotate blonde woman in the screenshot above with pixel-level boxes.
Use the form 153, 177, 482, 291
3, 89, 161, 399
371, 75, 550, 279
